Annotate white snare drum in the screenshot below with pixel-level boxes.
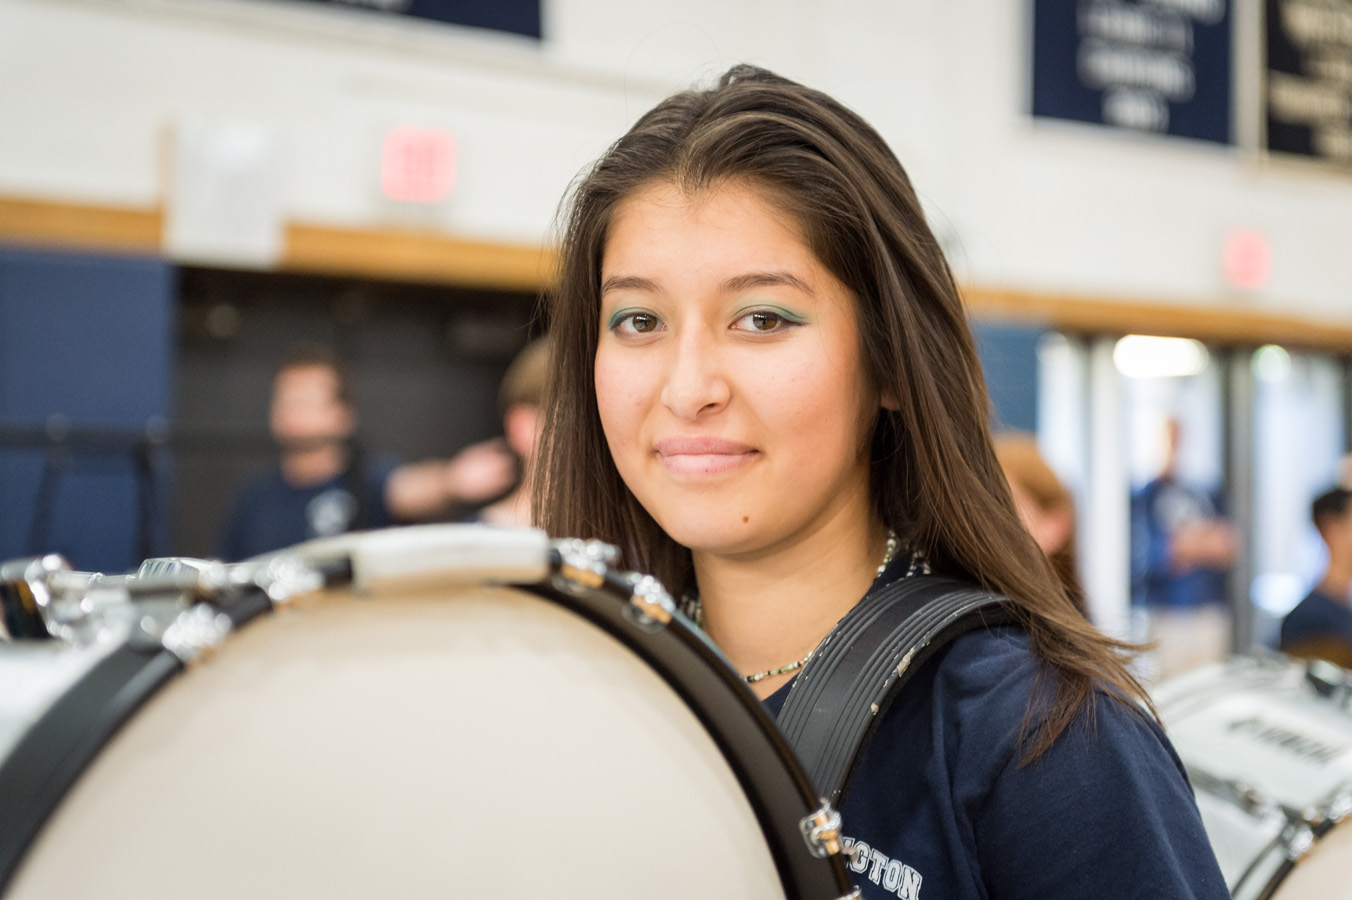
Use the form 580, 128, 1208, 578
0, 526, 856, 900
1153, 657, 1352, 900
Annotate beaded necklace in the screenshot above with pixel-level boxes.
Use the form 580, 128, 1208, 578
686, 530, 900, 684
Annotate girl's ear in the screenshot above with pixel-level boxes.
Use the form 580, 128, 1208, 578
881, 389, 900, 412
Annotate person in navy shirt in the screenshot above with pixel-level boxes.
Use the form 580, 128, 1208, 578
533, 65, 1228, 899
1280, 486, 1352, 667
220, 345, 515, 561
1129, 418, 1239, 679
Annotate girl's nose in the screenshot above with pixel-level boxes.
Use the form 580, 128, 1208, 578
660, 329, 731, 420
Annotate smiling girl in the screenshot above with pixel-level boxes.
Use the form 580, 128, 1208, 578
535, 65, 1227, 900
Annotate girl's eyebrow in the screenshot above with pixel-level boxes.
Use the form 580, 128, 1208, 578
600, 275, 659, 296
601, 271, 814, 297
721, 271, 814, 295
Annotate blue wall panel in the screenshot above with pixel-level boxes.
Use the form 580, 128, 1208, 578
0, 248, 176, 573
972, 320, 1043, 435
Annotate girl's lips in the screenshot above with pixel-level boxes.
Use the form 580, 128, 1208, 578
653, 437, 758, 477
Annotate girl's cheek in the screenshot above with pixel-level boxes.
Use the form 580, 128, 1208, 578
609, 360, 658, 408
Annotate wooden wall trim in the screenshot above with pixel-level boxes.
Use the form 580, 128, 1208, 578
964, 286, 1352, 354
282, 223, 555, 293
0, 195, 553, 293
2, 194, 1350, 351
0, 196, 163, 254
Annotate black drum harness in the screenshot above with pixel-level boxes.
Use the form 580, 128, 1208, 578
776, 574, 1014, 806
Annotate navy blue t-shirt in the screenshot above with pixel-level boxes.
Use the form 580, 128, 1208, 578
762, 605, 1228, 899
219, 458, 397, 561
1280, 587, 1352, 652
1131, 476, 1229, 609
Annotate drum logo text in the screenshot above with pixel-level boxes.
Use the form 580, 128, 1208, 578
1228, 715, 1346, 765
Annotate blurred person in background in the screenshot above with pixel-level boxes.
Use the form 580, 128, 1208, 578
1280, 487, 1352, 668
1131, 418, 1239, 679
219, 344, 515, 561
993, 433, 1087, 617
473, 337, 549, 527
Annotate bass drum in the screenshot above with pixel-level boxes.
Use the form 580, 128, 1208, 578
0, 525, 856, 900
1153, 656, 1352, 900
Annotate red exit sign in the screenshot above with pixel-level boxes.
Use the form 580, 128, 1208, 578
381, 126, 456, 203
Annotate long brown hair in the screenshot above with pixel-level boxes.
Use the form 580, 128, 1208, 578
534, 64, 1147, 761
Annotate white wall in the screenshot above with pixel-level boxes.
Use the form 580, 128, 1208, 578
2, 0, 1350, 318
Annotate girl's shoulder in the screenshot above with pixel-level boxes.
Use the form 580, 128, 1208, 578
868, 627, 1230, 899
928, 625, 1039, 700
920, 625, 1170, 767
916, 626, 1050, 753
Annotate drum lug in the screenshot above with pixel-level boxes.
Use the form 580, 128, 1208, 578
552, 538, 620, 590
1281, 820, 1315, 861
1303, 659, 1352, 702
248, 555, 330, 605
624, 574, 674, 632
0, 554, 69, 641
1231, 779, 1276, 819
799, 799, 846, 859
1323, 790, 1352, 824
161, 602, 233, 666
